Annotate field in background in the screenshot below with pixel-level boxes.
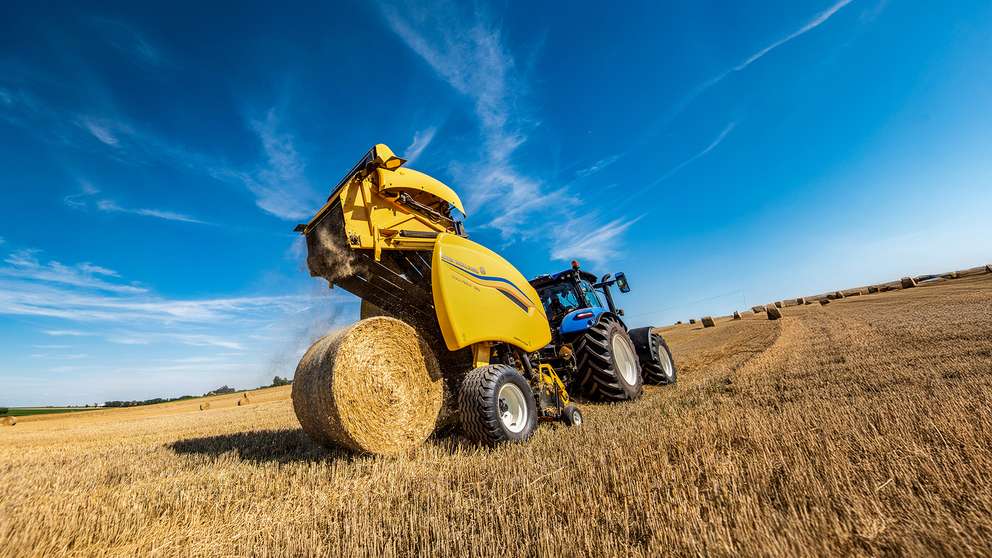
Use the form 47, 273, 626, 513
1, 407, 96, 417
1, 275, 991, 556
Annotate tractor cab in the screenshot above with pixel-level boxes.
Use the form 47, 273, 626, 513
529, 261, 631, 332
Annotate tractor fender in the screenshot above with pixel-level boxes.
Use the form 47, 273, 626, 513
559, 307, 624, 337
627, 326, 658, 362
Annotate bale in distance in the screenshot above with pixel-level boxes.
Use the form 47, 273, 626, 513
820, 298, 831, 305
199, 402, 210, 411
752, 305, 766, 314
701, 316, 716, 328
868, 286, 879, 294
767, 306, 782, 320
832, 291, 845, 300
986, 264, 992, 274
796, 297, 806, 305
733, 311, 742, 320
774, 301, 783, 309
689, 319, 696, 324
292, 317, 444, 456
1, 416, 16, 427
237, 394, 250, 406
901, 276, 917, 289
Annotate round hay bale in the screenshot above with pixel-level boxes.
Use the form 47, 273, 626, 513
867, 286, 879, 294
199, 402, 210, 411
675, 321, 682, 325
752, 305, 766, 314
733, 311, 742, 320
689, 319, 696, 324
766, 306, 782, 320
1, 416, 16, 427
774, 301, 783, 309
986, 264, 992, 274
701, 316, 716, 328
795, 297, 806, 305
237, 395, 249, 406
820, 298, 831, 305
292, 316, 444, 455
832, 291, 845, 299
900, 276, 917, 289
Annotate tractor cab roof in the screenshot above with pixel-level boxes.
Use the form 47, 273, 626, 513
529, 268, 598, 289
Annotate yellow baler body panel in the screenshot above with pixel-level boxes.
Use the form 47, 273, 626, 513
378, 167, 466, 216
432, 234, 551, 352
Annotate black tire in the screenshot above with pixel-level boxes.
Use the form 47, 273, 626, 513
458, 364, 538, 445
573, 317, 643, 402
562, 404, 583, 427
639, 333, 677, 385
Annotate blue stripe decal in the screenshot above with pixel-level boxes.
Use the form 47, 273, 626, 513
442, 258, 534, 304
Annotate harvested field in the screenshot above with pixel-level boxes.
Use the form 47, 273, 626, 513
2, 275, 992, 556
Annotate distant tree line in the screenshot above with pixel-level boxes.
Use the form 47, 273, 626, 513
101, 377, 292, 408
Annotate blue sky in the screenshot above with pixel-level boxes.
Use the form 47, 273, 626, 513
2, 1, 990, 405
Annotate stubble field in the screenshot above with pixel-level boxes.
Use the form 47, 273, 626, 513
1, 274, 991, 557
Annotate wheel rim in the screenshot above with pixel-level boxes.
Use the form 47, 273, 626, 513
612, 334, 639, 385
572, 410, 582, 425
497, 383, 528, 434
658, 345, 674, 380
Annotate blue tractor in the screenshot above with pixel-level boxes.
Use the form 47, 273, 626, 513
529, 261, 677, 402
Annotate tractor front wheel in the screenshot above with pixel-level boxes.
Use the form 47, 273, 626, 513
573, 318, 643, 402
459, 364, 538, 445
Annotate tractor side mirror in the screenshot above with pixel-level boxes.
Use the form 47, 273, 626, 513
615, 272, 630, 293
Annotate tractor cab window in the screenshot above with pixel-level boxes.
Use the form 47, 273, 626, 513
538, 283, 581, 319
578, 280, 604, 309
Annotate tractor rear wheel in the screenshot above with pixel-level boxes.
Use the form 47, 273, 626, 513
573, 318, 643, 402
640, 333, 677, 385
458, 364, 538, 445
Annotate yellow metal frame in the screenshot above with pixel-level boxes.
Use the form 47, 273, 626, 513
301, 144, 465, 261
537, 364, 570, 407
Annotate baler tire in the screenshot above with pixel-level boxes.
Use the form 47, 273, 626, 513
640, 333, 677, 385
458, 364, 537, 445
573, 318, 643, 402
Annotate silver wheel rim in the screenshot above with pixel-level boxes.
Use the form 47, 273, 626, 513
498, 383, 528, 434
612, 334, 639, 385
572, 410, 582, 425
658, 345, 674, 380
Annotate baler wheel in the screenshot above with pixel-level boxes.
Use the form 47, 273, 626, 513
458, 365, 537, 445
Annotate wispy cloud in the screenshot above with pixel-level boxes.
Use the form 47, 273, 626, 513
667, 0, 856, 122
90, 17, 166, 67
382, 2, 558, 239
733, 0, 855, 72
209, 109, 320, 220
576, 154, 622, 179
404, 126, 437, 163
2, 249, 147, 294
551, 217, 641, 265
655, 122, 736, 184
95, 199, 209, 225
43, 330, 92, 337
63, 181, 209, 224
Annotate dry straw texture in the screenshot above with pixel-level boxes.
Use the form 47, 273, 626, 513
701, 316, 716, 328
198, 402, 210, 411
3, 276, 992, 556
292, 317, 443, 455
